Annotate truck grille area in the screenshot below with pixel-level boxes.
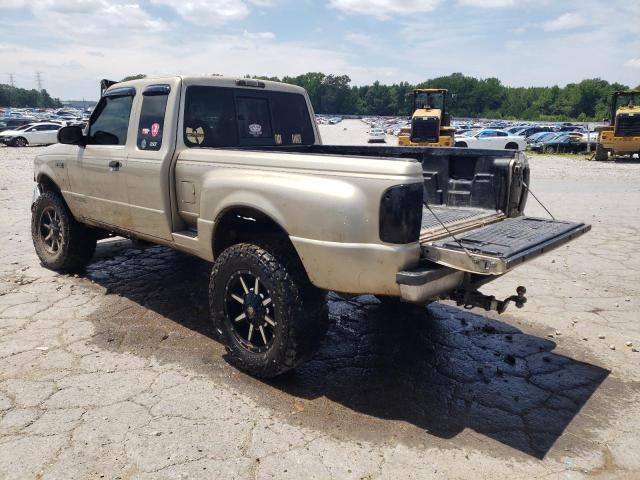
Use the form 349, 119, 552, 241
615, 113, 640, 136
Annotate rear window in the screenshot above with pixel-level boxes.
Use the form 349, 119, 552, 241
184, 86, 315, 148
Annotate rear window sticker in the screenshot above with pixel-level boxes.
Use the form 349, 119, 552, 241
186, 126, 205, 145
249, 123, 262, 136
274, 133, 282, 145
141, 128, 150, 135
292, 133, 302, 144
141, 138, 148, 149
151, 123, 160, 137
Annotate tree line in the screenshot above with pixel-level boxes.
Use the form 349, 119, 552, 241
0, 84, 62, 109
253, 72, 638, 121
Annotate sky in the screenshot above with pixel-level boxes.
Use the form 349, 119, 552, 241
1, 0, 639, 101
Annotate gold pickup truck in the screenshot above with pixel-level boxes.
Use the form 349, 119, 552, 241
31, 76, 590, 377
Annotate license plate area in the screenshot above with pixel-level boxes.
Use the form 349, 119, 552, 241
421, 216, 591, 274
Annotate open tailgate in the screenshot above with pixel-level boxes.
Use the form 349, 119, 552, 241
421, 216, 591, 275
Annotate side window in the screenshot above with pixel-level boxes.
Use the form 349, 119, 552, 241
236, 97, 273, 141
184, 86, 237, 147
88, 92, 134, 146
138, 85, 170, 151
497, 131, 507, 137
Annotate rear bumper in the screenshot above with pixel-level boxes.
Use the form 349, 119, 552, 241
396, 264, 465, 303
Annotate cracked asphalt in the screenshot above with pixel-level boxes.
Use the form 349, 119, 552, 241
1, 122, 639, 479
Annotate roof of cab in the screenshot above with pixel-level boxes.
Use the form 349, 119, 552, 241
107, 75, 307, 96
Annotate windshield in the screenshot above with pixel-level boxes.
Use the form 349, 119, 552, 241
616, 92, 640, 109
414, 92, 445, 110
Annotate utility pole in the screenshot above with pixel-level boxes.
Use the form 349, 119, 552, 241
7, 73, 15, 107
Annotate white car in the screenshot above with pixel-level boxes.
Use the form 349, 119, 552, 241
367, 128, 386, 143
455, 129, 525, 151
1, 122, 62, 147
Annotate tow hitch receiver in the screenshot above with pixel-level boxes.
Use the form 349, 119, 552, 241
451, 286, 527, 314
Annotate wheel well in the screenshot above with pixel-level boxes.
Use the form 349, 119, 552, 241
505, 142, 518, 149
37, 175, 62, 195
213, 207, 293, 259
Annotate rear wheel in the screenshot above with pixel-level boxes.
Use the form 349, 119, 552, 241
31, 191, 97, 271
210, 243, 328, 378
455, 141, 467, 148
543, 145, 556, 154
12, 137, 27, 147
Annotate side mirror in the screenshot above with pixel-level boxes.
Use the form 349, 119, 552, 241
58, 125, 85, 146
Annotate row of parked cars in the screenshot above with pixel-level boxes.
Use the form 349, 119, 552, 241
358, 116, 598, 153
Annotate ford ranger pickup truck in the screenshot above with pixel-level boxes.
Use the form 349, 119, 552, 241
31, 76, 590, 378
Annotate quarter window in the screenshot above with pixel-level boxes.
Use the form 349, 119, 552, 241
138, 85, 170, 151
88, 95, 134, 146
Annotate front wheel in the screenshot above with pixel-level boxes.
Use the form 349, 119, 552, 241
12, 137, 28, 147
31, 191, 97, 271
594, 145, 609, 161
543, 145, 556, 154
210, 243, 328, 378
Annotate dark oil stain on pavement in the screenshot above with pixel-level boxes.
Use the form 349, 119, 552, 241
83, 241, 625, 460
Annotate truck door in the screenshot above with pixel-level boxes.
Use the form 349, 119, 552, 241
66, 87, 134, 228
123, 83, 177, 240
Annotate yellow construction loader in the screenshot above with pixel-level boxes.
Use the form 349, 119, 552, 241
398, 88, 455, 147
594, 90, 640, 161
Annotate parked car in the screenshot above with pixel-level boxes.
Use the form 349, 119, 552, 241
455, 129, 525, 150
367, 128, 386, 143
515, 126, 555, 138
0, 123, 36, 144
1, 117, 35, 130
532, 133, 597, 154
526, 131, 560, 145
1, 122, 62, 147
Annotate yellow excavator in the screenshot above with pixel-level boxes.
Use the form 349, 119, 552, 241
595, 90, 640, 161
398, 88, 455, 147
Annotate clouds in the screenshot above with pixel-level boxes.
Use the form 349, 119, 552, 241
328, 0, 441, 20
149, 0, 249, 26
625, 59, 640, 69
543, 12, 587, 31
2, 0, 168, 36
1, 0, 639, 100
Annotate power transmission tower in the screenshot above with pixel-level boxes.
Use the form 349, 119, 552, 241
36, 71, 43, 91
8, 73, 15, 87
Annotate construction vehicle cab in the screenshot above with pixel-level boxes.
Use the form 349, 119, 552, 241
398, 88, 455, 147
595, 90, 640, 161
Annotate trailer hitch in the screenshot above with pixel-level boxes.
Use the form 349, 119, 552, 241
451, 286, 527, 314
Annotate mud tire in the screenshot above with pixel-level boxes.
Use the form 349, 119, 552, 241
210, 243, 328, 378
31, 191, 97, 271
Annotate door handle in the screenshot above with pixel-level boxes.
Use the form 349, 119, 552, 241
109, 160, 121, 171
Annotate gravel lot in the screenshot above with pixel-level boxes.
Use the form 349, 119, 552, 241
1, 120, 639, 479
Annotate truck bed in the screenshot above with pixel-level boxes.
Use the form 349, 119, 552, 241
420, 205, 504, 241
